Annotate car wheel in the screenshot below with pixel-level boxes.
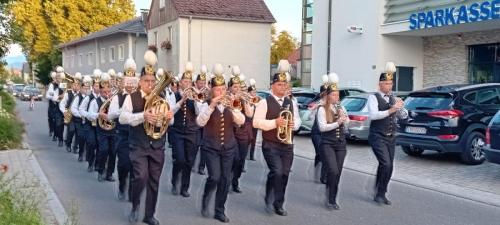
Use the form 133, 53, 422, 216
460, 131, 486, 165
402, 146, 424, 156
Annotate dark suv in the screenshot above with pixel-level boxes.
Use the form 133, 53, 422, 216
396, 83, 500, 165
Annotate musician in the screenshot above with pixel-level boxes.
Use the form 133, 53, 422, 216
196, 64, 245, 223
367, 62, 407, 206
317, 73, 349, 210
59, 72, 82, 153
169, 62, 200, 197
195, 65, 208, 175
46, 71, 57, 139
79, 69, 102, 172
71, 75, 93, 162
120, 50, 174, 225
88, 73, 116, 182
309, 75, 329, 184
228, 67, 254, 193
253, 59, 301, 216
247, 79, 259, 161
108, 58, 137, 201
51, 67, 66, 147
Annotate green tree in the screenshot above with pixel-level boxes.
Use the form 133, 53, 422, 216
0, 0, 14, 58
270, 30, 298, 65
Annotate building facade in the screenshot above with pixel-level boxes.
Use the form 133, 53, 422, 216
307, 0, 500, 92
59, 17, 148, 76
147, 0, 275, 89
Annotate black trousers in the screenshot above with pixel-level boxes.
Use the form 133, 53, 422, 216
248, 128, 258, 159
262, 141, 294, 209
86, 125, 98, 167
196, 129, 206, 172
54, 112, 65, 142
116, 129, 133, 199
320, 141, 346, 204
311, 133, 327, 181
369, 134, 395, 196
130, 145, 165, 219
97, 130, 116, 176
65, 120, 77, 149
171, 131, 197, 192
48, 101, 55, 135
75, 120, 87, 158
232, 140, 249, 188
202, 147, 234, 216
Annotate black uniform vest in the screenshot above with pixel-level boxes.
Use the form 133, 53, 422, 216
128, 91, 166, 149
171, 92, 198, 134
262, 95, 294, 145
320, 105, 346, 144
202, 103, 237, 150
369, 93, 396, 137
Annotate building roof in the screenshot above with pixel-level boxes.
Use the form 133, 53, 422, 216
171, 0, 276, 23
59, 17, 146, 48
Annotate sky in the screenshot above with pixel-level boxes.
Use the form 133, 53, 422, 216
5, 0, 301, 60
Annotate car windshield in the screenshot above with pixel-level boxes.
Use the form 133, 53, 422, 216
492, 111, 500, 125
404, 93, 454, 110
341, 97, 367, 112
15, 85, 25, 91
293, 93, 316, 105
257, 92, 270, 99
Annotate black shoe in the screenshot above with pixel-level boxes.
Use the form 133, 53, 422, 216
105, 176, 115, 182
98, 173, 104, 182
197, 170, 205, 175
320, 178, 327, 184
171, 186, 179, 195
72, 147, 78, 154
143, 217, 160, 225
49, 132, 53, 137
78, 156, 83, 162
232, 186, 242, 193
274, 208, 288, 216
66, 146, 72, 152
58, 141, 63, 147
52, 136, 57, 142
325, 202, 340, 210
128, 208, 139, 223
180, 190, 190, 197
248, 157, 256, 161
87, 165, 93, 172
118, 191, 125, 201
214, 214, 230, 223
374, 195, 392, 205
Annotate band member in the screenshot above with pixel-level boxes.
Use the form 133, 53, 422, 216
247, 79, 259, 161
71, 75, 93, 162
59, 72, 82, 153
79, 69, 102, 172
197, 64, 245, 223
108, 58, 137, 200
120, 50, 174, 225
228, 67, 254, 193
253, 60, 301, 216
88, 73, 116, 182
169, 62, 200, 197
166, 77, 179, 149
195, 65, 208, 175
51, 67, 66, 147
309, 75, 329, 184
368, 62, 407, 205
46, 71, 57, 139
317, 73, 349, 210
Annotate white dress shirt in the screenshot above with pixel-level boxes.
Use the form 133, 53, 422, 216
58, 90, 70, 113
51, 87, 63, 103
79, 92, 99, 120
119, 90, 175, 127
70, 94, 85, 119
107, 92, 126, 121
368, 91, 408, 121
45, 83, 55, 100
88, 96, 107, 121
317, 104, 350, 132
196, 102, 245, 127
253, 92, 302, 131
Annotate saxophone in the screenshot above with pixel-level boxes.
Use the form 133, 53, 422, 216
98, 90, 119, 130
144, 71, 173, 139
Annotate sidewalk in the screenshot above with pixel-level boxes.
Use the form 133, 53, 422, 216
0, 149, 67, 225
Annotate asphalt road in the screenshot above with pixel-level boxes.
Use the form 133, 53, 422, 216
18, 99, 500, 225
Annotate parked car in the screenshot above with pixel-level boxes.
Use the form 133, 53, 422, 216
396, 83, 500, 165
12, 84, 26, 97
20, 86, 43, 101
484, 110, 500, 165
298, 88, 366, 133
341, 94, 371, 140
256, 90, 271, 100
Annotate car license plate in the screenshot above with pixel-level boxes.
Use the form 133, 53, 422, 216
405, 126, 426, 134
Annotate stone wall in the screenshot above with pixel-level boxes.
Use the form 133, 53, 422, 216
423, 29, 500, 88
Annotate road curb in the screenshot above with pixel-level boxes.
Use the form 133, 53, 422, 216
294, 153, 500, 208
25, 142, 69, 225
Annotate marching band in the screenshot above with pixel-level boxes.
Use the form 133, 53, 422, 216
43, 49, 405, 225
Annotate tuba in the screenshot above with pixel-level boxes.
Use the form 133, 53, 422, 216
277, 104, 293, 144
144, 71, 173, 139
98, 90, 119, 130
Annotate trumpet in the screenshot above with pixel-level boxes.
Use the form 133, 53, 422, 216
220, 94, 242, 111
183, 87, 208, 103
277, 104, 293, 144
238, 91, 261, 106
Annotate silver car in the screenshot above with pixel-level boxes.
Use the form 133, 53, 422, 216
341, 94, 371, 140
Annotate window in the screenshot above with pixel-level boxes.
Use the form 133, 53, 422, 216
88, 52, 93, 65
477, 89, 500, 105
78, 54, 83, 67
154, 31, 158, 46
159, 0, 165, 8
109, 46, 115, 62
341, 97, 367, 112
118, 45, 124, 61
71, 55, 75, 68
168, 26, 173, 41
469, 44, 500, 84
100, 48, 106, 63
464, 92, 477, 103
